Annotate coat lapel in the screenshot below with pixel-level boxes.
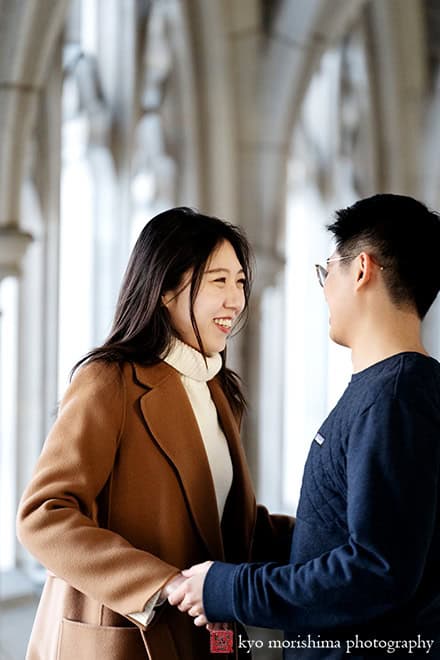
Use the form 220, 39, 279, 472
133, 362, 224, 559
207, 379, 256, 561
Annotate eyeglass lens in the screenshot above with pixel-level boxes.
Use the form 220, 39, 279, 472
315, 265, 327, 287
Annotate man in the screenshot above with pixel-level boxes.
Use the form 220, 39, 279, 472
168, 194, 440, 657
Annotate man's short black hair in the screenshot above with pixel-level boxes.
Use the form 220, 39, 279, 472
327, 194, 440, 318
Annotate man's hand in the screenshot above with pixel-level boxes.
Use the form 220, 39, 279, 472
167, 561, 213, 626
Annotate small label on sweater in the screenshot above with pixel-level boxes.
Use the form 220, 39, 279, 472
314, 432, 325, 445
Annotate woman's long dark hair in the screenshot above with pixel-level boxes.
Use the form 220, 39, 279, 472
73, 207, 253, 416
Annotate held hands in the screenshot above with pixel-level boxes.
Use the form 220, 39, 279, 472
167, 561, 213, 627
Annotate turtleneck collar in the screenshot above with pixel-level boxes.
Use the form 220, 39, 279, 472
162, 337, 222, 382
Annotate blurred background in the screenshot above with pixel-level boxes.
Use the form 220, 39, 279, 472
1, 0, 440, 657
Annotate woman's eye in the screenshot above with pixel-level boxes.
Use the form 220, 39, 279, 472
237, 279, 246, 287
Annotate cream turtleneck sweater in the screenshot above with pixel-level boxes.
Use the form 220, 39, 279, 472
130, 338, 233, 625
162, 338, 233, 518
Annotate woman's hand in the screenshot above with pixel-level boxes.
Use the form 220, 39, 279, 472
167, 561, 213, 626
206, 622, 230, 632
159, 573, 187, 601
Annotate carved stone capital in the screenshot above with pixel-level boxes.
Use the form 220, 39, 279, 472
0, 226, 33, 280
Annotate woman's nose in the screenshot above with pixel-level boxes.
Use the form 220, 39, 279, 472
224, 284, 245, 311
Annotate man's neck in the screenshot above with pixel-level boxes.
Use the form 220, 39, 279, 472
350, 309, 428, 373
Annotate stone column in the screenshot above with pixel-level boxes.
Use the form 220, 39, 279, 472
243, 250, 286, 508
0, 0, 70, 582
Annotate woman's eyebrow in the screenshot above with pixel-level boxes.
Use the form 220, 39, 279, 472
205, 268, 245, 274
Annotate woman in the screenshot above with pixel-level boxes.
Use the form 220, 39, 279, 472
17, 207, 293, 659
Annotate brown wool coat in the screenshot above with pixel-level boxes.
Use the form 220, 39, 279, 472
17, 360, 291, 660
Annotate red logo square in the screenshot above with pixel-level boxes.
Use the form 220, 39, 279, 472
210, 629, 234, 654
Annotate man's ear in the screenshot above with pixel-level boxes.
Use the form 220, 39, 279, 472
355, 252, 373, 289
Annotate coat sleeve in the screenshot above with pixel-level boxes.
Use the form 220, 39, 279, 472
251, 505, 295, 562
16, 361, 180, 621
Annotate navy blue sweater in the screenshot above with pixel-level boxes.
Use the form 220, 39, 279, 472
204, 353, 440, 642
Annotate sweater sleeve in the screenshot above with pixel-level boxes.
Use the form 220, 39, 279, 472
203, 393, 440, 630
16, 362, 180, 622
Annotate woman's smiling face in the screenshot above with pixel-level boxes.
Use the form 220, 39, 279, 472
163, 240, 246, 354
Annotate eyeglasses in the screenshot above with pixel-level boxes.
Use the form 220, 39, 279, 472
314, 256, 353, 288
314, 255, 384, 287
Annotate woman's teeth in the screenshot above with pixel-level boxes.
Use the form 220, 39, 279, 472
214, 318, 232, 328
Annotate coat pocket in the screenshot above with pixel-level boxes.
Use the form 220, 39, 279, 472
57, 619, 146, 660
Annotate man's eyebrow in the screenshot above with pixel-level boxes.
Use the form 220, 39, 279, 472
204, 268, 245, 274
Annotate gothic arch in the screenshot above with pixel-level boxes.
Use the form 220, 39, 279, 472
0, 0, 69, 272
256, 0, 426, 257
